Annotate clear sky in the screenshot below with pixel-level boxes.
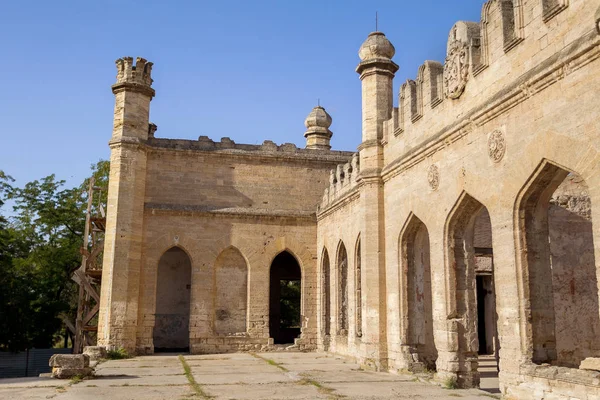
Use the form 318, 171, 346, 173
0, 0, 484, 193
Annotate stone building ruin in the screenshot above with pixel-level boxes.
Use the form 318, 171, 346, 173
97, 1, 600, 398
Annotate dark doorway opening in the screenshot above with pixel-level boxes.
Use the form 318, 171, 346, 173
153, 247, 191, 353
269, 251, 301, 344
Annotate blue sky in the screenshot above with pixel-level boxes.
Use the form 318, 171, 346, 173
0, 0, 484, 193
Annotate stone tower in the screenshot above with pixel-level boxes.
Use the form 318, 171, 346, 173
98, 57, 155, 353
355, 32, 398, 369
304, 106, 333, 150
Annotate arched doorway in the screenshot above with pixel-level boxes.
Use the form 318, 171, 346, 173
269, 251, 302, 344
446, 193, 499, 390
153, 247, 191, 352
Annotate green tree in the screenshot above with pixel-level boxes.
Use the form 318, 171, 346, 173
0, 161, 109, 351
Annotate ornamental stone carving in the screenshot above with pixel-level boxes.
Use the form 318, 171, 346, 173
488, 130, 506, 163
427, 165, 440, 190
444, 40, 469, 99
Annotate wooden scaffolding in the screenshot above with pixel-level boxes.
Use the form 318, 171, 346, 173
69, 178, 105, 353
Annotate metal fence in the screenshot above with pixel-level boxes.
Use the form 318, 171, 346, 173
0, 348, 73, 378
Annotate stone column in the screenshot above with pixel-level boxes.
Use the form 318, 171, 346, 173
98, 57, 155, 354
356, 32, 398, 370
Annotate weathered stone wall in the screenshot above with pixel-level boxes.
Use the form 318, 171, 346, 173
317, 0, 600, 397
214, 247, 248, 336
548, 175, 599, 368
132, 142, 351, 354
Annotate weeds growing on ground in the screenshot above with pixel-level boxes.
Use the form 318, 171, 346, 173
106, 348, 131, 360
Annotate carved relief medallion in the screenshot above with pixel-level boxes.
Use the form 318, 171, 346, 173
444, 40, 469, 99
488, 130, 506, 163
427, 165, 440, 190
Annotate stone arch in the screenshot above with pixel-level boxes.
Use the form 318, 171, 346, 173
321, 247, 331, 336
153, 246, 192, 351
354, 235, 362, 338
515, 159, 600, 367
398, 213, 437, 371
213, 246, 248, 335
336, 240, 349, 336
269, 250, 302, 344
444, 191, 497, 388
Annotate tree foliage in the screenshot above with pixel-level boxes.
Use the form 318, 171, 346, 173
0, 161, 109, 352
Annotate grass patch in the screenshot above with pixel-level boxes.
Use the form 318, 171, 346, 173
70, 375, 83, 384
249, 353, 289, 372
443, 376, 459, 389
178, 355, 212, 399
106, 347, 131, 360
448, 394, 463, 397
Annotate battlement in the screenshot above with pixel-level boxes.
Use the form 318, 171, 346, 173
115, 56, 153, 86
146, 135, 353, 162
318, 153, 360, 212
382, 0, 599, 171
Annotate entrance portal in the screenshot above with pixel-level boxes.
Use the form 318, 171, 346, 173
269, 251, 302, 344
153, 247, 191, 352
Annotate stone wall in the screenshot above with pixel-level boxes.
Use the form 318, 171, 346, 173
317, 0, 600, 397
133, 141, 352, 354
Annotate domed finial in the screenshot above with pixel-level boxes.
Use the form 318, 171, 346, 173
304, 105, 333, 150
358, 32, 395, 62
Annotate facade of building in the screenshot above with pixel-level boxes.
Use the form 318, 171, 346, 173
98, 1, 600, 398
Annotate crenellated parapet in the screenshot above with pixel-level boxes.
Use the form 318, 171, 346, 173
381, 0, 598, 159
318, 153, 360, 212
112, 56, 155, 97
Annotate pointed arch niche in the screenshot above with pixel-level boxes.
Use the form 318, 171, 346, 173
214, 246, 248, 335
336, 241, 349, 337
153, 246, 192, 352
321, 248, 331, 336
399, 214, 436, 371
517, 160, 599, 367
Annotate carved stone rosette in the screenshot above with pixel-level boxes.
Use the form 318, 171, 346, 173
488, 130, 506, 163
444, 40, 469, 99
427, 165, 440, 190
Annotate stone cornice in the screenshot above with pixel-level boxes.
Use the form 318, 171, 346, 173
316, 188, 361, 221
356, 59, 399, 77
357, 139, 381, 151
111, 82, 155, 98
381, 30, 600, 183
108, 137, 147, 150
145, 203, 317, 224
145, 138, 353, 164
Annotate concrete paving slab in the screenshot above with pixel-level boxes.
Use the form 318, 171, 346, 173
54, 385, 193, 400
95, 366, 184, 376
193, 371, 292, 385
77, 374, 189, 387
0, 387, 60, 400
301, 369, 415, 383
189, 364, 278, 375
0, 376, 64, 388
202, 382, 329, 399
281, 361, 361, 372
185, 358, 265, 367
185, 353, 256, 361
325, 380, 492, 399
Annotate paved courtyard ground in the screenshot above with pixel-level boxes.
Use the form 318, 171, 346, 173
0, 352, 499, 399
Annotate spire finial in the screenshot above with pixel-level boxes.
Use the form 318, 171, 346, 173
318, 98, 320, 107
375, 11, 378, 31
